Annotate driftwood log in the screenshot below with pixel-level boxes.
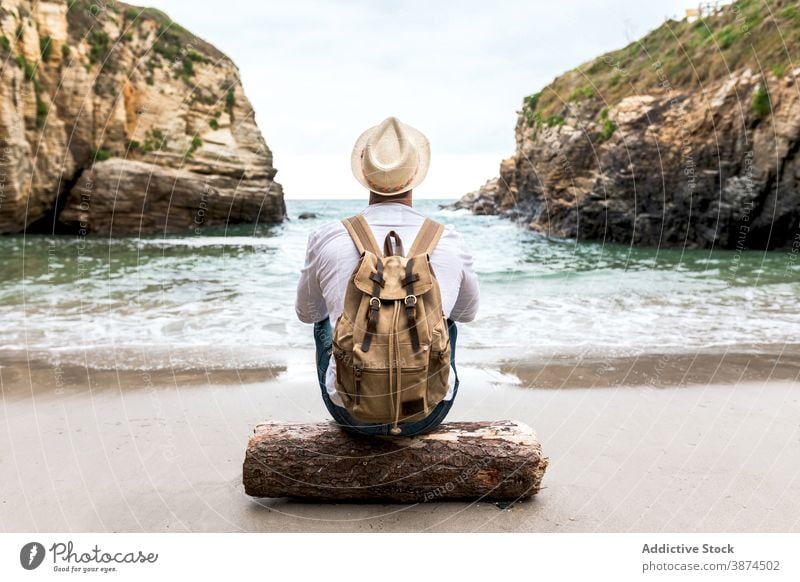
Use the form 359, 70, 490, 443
243, 420, 548, 502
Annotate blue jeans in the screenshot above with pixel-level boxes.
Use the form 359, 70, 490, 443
313, 317, 460, 437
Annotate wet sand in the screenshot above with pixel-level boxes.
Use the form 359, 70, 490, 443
1, 350, 799, 532
501, 346, 800, 389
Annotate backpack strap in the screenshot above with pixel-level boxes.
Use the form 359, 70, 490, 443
407, 218, 445, 257
342, 215, 384, 352
383, 230, 404, 257
361, 258, 384, 352
342, 214, 382, 256
402, 257, 421, 351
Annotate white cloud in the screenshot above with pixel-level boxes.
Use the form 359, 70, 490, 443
146, 0, 693, 198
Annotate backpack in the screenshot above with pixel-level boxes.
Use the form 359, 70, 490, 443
332, 214, 451, 435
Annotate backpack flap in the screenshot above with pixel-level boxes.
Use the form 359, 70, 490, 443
352, 253, 434, 300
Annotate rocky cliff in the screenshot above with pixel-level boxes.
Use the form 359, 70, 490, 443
453, 0, 800, 249
0, 0, 284, 235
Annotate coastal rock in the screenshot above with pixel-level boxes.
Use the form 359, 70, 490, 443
0, 0, 284, 235
58, 159, 284, 233
446, 178, 500, 215
452, 1, 800, 249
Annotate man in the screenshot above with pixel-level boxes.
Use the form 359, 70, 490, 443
295, 116, 479, 436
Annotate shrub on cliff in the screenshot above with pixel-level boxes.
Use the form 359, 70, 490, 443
15, 55, 35, 81
751, 85, 771, 119
35, 95, 48, 128
187, 136, 203, 158
142, 129, 168, 153
545, 115, 565, 127
523, 92, 540, 126
91, 148, 111, 162
88, 30, 109, 64
225, 87, 235, 114
597, 107, 616, 141
39, 36, 53, 62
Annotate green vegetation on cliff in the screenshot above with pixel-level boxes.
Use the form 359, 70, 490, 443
39, 35, 52, 61
522, 0, 799, 125
751, 84, 771, 117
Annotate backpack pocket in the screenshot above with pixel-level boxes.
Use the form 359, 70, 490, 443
348, 363, 428, 423
332, 313, 357, 406
426, 323, 451, 406
343, 341, 432, 424
332, 346, 356, 406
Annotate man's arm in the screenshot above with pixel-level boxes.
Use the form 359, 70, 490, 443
449, 230, 480, 323
295, 230, 329, 324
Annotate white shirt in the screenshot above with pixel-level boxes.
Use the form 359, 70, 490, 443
295, 202, 480, 406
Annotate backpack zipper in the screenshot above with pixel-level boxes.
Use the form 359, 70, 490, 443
358, 365, 427, 373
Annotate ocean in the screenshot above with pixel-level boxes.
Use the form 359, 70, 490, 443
1, 199, 798, 373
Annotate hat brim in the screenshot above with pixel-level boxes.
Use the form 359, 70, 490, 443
351, 121, 431, 195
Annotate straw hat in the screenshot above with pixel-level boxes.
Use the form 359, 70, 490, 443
351, 116, 430, 195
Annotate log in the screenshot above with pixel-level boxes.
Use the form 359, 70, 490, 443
242, 420, 548, 502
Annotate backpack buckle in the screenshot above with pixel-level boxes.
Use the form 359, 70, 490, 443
369, 296, 381, 309
404, 295, 417, 307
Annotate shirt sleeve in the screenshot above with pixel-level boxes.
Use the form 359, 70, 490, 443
449, 230, 480, 323
295, 230, 329, 324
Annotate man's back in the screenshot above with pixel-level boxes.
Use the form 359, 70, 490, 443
296, 116, 479, 436
295, 202, 479, 327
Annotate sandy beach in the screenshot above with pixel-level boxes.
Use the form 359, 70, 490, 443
2, 349, 798, 533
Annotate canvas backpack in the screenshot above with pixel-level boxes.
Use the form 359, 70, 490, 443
332, 214, 451, 435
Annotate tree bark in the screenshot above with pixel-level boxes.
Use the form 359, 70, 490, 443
242, 420, 548, 502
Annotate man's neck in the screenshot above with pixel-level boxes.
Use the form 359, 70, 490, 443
368, 190, 413, 207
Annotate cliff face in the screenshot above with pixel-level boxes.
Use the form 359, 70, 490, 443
0, 0, 284, 235
454, 0, 800, 249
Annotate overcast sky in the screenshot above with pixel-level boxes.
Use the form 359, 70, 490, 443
148, 0, 692, 198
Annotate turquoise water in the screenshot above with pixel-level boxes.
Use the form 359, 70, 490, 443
1, 199, 798, 370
